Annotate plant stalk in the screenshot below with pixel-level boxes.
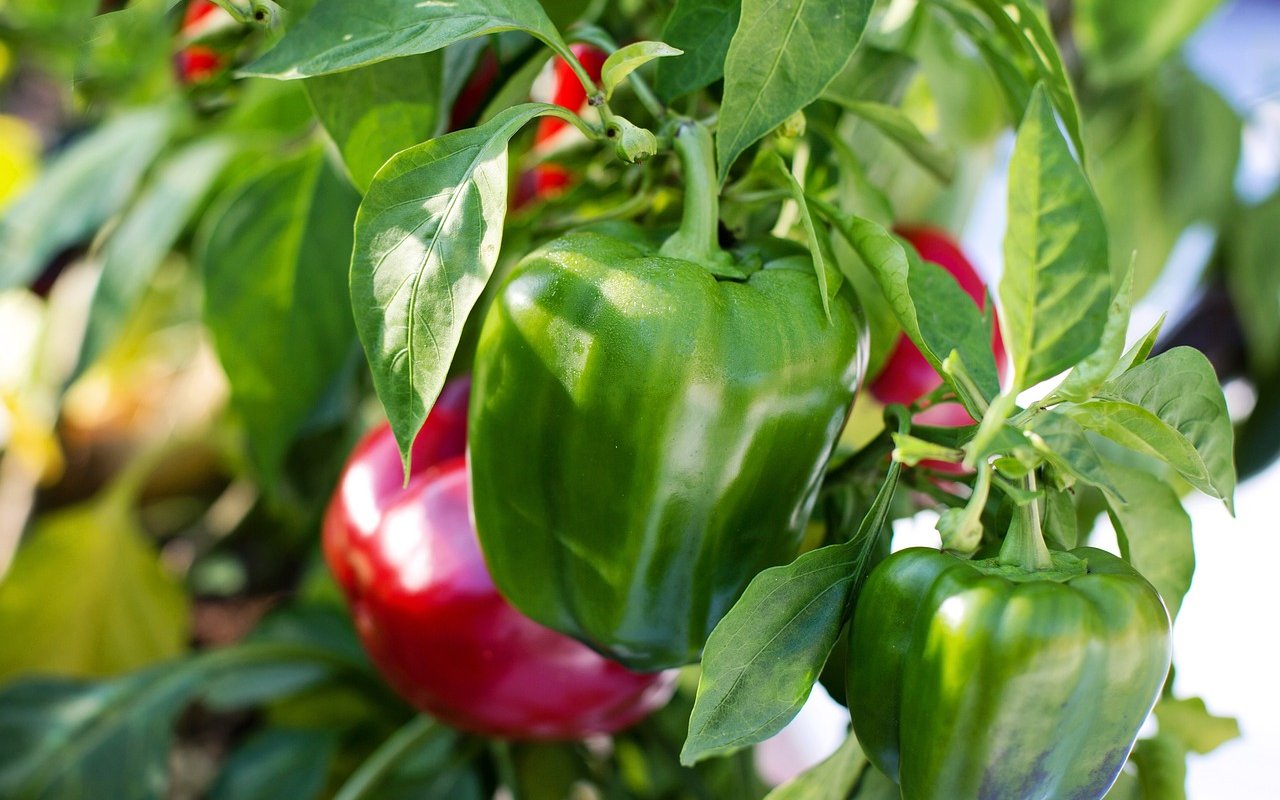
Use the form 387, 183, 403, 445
997, 470, 1053, 571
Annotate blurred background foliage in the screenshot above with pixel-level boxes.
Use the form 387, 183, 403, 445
0, 0, 1272, 797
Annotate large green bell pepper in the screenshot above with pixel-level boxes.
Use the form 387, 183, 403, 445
468, 122, 866, 670
847, 544, 1172, 800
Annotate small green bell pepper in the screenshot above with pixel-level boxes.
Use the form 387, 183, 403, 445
469, 121, 866, 670
847, 541, 1172, 800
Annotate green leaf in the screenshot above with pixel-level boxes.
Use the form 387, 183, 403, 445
1097, 347, 1236, 511
822, 45, 917, 108
1001, 85, 1109, 390
682, 461, 900, 765
772, 154, 834, 317
1064, 400, 1209, 495
1052, 256, 1134, 402
1128, 733, 1187, 800
242, 0, 571, 80
957, 0, 1086, 160
1026, 409, 1123, 500
74, 138, 236, 381
1074, 0, 1223, 86
654, 0, 740, 103
0, 670, 188, 799
914, 14, 1004, 144
824, 211, 1000, 411
201, 147, 361, 485
763, 734, 866, 800
0, 106, 174, 290
1041, 483, 1079, 550
825, 225, 898, 380
1110, 314, 1165, 380
306, 52, 446, 193
824, 99, 954, 183
334, 716, 484, 800
1226, 191, 1280, 374
352, 103, 557, 470
681, 544, 857, 764
934, 2, 1034, 130
1103, 464, 1193, 619
210, 729, 338, 800
716, 0, 872, 182
0, 499, 188, 682
1155, 697, 1241, 755
0, 643, 353, 800
601, 41, 682, 100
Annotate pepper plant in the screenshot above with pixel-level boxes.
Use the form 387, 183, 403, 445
0, 0, 1256, 797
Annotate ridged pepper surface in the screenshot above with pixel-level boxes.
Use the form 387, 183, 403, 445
468, 122, 866, 670
848, 545, 1172, 800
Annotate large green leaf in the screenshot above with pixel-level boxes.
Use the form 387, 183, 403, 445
352, 103, 557, 470
1064, 401, 1209, 492
823, 99, 954, 183
0, 642, 355, 800
1001, 86, 1109, 390
936, 0, 1085, 158
0, 498, 188, 683
716, 0, 872, 181
1096, 347, 1236, 510
1051, 257, 1134, 403
209, 730, 338, 800
682, 462, 900, 766
1102, 464, 1193, 619
201, 147, 361, 485
653, 0, 740, 102
0, 107, 174, 290
242, 0, 572, 80
306, 53, 446, 193
1074, 0, 1224, 86
825, 211, 1000, 412
74, 138, 236, 380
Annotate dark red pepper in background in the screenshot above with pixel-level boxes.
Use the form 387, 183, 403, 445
323, 379, 675, 740
513, 44, 607, 208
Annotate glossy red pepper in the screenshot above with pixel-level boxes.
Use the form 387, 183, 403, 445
323, 379, 675, 739
871, 226, 1007, 426
323, 377, 470, 590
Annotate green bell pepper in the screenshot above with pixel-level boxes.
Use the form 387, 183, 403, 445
468, 121, 866, 670
847, 540, 1172, 800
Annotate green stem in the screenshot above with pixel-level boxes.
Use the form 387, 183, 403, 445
659, 121, 728, 270
334, 716, 443, 800
998, 471, 1053, 571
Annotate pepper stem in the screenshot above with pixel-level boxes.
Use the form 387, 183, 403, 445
659, 121, 730, 271
997, 470, 1054, 571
